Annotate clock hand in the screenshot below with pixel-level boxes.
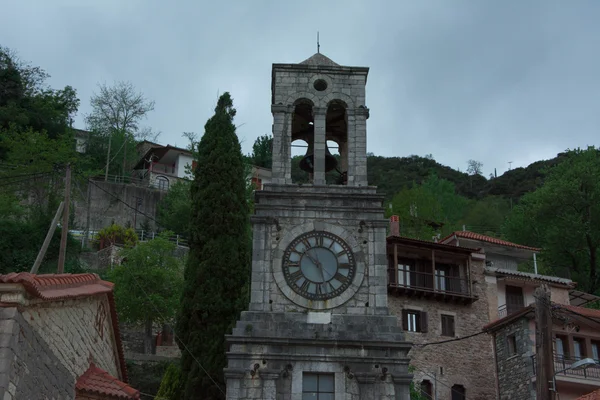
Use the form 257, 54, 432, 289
304, 250, 326, 283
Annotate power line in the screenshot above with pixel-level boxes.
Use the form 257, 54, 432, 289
84, 175, 161, 225
416, 330, 488, 348
0, 170, 55, 180
0, 172, 54, 188
126, 270, 226, 396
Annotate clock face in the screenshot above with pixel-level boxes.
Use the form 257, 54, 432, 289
282, 231, 356, 301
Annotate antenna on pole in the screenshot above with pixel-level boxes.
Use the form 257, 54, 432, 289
317, 31, 320, 53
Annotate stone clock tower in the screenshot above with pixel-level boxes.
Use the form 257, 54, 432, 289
225, 53, 412, 400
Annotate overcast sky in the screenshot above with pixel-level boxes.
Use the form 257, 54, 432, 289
2, 0, 599, 177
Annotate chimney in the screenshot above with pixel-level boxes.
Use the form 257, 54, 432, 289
389, 215, 400, 237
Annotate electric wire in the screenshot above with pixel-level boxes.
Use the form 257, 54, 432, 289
0, 172, 54, 188
83, 174, 161, 225
78, 172, 224, 394
0, 170, 55, 180
126, 272, 227, 396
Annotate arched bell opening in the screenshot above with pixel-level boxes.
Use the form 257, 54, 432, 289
326, 100, 348, 185
291, 99, 314, 184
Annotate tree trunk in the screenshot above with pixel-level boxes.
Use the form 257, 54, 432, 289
144, 317, 154, 354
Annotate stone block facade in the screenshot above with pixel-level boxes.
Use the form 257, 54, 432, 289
0, 307, 73, 399
270, 58, 369, 187
22, 296, 121, 381
388, 257, 497, 400
492, 318, 535, 400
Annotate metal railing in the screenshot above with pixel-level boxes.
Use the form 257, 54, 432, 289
89, 173, 172, 191
387, 268, 471, 296
497, 304, 527, 319
70, 229, 188, 248
532, 355, 600, 381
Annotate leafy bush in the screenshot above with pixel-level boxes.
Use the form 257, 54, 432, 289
97, 223, 137, 249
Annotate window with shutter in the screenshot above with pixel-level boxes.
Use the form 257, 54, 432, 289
420, 311, 428, 333
402, 309, 424, 332
441, 315, 454, 337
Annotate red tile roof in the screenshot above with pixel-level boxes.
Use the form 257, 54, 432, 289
561, 304, 600, 319
76, 363, 140, 399
0, 272, 113, 300
441, 231, 541, 252
0, 273, 129, 383
577, 389, 600, 400
483, 303, 600, 332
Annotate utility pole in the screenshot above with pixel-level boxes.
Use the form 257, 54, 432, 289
535, 285, 555, 399
31, 202, 64, 274
57, 164, 72, 273
104, 133, 112, 181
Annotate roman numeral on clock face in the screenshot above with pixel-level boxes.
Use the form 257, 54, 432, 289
299, 279, 310, 293
333, 272, 349, 284
289, 270, 303, 282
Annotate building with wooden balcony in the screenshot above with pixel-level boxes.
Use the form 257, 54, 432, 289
485, 303, 600, 400
386, 217, 496, 400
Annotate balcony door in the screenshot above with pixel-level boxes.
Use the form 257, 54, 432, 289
505, 285, 524, 315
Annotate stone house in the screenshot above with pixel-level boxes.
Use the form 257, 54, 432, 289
386, 219, 496, 400
484, 303, 600, 400
132, 142, 195, 191
0, 272, 139, 399
386, 222, 595, 399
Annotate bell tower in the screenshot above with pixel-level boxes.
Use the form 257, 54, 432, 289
225, 53, 412, 400
270, 53, 369, 187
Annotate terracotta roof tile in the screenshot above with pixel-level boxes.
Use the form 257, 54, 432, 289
441, 231, 541, 252
0, 272, 113, 300
483, 303, 600, 332
0, 273, 128, 383
577, 389, 600, 400
561, 304, 600, 319
76, 363, 140, 399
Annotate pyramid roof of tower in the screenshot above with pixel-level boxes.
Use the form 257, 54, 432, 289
299, 53, 339, 67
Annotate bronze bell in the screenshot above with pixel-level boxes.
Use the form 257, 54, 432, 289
299, 140, 338, 173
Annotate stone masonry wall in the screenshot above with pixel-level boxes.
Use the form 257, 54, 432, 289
22, 295, 121, 380
494, 317, 535, 400
73, 180, 166, 233
388, 259, 497, 400
0, 307, 74, 400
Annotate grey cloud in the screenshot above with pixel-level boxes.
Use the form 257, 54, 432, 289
2, 0, 599, 176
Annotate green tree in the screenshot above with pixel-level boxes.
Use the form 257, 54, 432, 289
248, 134, 272, 168
503, 147, 600, 293
84, 81, 156, 179
156, 363, 182, 400
387, 174, 469, 240
109, 233, 184, 354
176, 93, 250, 400
462, 196, 511, 236
157, 179, 192, 237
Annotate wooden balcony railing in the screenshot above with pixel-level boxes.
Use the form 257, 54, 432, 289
532, 355, 600, 381
387, 268, 476, 303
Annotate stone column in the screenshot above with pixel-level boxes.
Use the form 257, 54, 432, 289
353, 107, 369, 187
355, 372, 377, 399
224, 369, 246, 400
392, 375, 411, 400
312, 107, 326, 185
271, 105, 293, 184
259, 370, 281, 400
345, 109, 356, 186
248, 218, 269, 311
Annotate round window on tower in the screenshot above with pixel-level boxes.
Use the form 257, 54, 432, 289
313, 79, 328, 91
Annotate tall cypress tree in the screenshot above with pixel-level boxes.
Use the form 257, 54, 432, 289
176, 93, 250, 399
